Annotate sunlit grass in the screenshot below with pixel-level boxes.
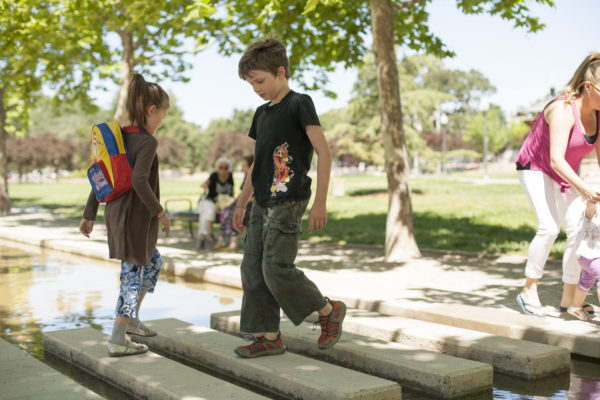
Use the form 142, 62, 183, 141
8, 173, 564, 257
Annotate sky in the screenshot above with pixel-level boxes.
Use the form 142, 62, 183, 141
93, 0, 600, 128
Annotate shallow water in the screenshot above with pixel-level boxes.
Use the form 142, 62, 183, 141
1, 243, 599, 400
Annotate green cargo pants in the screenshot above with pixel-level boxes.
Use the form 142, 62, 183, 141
239, 199, 328, 333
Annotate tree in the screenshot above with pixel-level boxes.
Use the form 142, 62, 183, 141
156, 136, 187, 169
205, 131, 255, 169
207, 0, 553, 261
196, 109, 255, 170
0, 0, 107, 213
464, 104, 510, 154
158, 96, 207, 171
60, 0, 217, 124
5, 137, 36, 182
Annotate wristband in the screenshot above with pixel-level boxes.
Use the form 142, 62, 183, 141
84, 218, 93, 224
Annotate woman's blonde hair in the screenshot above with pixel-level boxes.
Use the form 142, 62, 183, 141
563, 52, 600, 103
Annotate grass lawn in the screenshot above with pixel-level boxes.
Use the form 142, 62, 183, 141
7, 173, 564, 257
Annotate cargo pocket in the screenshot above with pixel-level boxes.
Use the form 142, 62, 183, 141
265, 221, 301, 267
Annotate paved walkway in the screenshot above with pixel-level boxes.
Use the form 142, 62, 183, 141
1, 207, 599, 346
2, 206, 600, 398
0, 206, 570, 313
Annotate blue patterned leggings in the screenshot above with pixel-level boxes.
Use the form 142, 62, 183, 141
115, 249, 163, 318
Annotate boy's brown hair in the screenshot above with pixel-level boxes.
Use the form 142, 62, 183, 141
238, 38, 290, 80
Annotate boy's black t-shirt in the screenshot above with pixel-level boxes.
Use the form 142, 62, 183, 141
249, 90, 320, 207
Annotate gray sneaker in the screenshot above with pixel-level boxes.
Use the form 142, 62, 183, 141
108, 340, 148, 357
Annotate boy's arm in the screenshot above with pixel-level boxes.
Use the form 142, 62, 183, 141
233, 163, 255, 233
306, 125, 331, 233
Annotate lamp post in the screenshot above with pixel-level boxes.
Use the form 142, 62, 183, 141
434, 107, 448, 174
481, 99, 490, 181
440, 112, 448, 174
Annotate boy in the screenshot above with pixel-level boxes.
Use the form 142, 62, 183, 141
232, 38, 346, 358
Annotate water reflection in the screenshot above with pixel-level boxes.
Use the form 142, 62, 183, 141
0, 244, 242, 361
1, 243, 599, 399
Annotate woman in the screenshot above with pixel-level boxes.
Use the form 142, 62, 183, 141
516, 53, 600, 317
197, 157, 234, 249
215, 154, 254, 250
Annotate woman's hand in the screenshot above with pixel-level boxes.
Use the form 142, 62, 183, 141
581, 183, 600, 203
79, 218, 93, 237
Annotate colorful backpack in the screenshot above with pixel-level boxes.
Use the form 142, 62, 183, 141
87, 121, 133, 203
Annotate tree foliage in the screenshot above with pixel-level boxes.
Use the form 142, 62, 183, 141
202, 0, 553, 260
205, 131, 255, 169
50, 0, 217, 123
321, 53, 496, 165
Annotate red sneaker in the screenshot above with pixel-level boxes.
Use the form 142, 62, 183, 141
234, 334, 286, 358
317, 298, 346, 349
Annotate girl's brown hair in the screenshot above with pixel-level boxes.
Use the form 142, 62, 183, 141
238, 38, 290, 80
126, 74, 169, 131
563, 52, 600, 103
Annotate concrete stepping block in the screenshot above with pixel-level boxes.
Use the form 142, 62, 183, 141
0, 338, 101, 400
377, 301, 600, 359
210, 311, 493, 399
306, 309, 570, 379
134, 318, 403, 400
43, 327, 267, 400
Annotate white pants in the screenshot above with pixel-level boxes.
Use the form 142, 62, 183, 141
198, 199, 216, 236
518, 170, 583, 284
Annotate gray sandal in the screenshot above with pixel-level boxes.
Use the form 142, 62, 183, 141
108, 340, 149, 357
567, 305, 593, 321
126, 321, 157, 337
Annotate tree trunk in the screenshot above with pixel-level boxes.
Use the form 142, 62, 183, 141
0, 99, 10, 216
113, 30, 135, 125
370, 0, 421, 262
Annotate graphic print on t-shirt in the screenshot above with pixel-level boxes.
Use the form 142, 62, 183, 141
271, 142, 294, 196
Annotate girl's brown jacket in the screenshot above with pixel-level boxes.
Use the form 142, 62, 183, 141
84, 130, 163, 266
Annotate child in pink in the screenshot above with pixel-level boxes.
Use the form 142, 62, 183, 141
570, 192, 600, 320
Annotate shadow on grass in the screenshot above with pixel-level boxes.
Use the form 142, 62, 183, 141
301, 210, 565, 258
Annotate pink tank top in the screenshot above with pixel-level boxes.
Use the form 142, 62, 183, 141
515, 100, 599, 192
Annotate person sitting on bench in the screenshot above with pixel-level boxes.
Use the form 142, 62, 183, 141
197, 157, 234, 249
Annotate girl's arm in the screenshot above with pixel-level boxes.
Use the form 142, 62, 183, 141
80, 189, 99, 237
306, 125, 332, 233
547, 102, 600, 202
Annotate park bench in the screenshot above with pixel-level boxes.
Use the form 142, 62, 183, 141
164, 198, 198, 238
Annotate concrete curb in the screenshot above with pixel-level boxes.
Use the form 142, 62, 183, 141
43, 327, 268, 400
133, 318, 403, 400
0, 338, 101, 400
210, 311, 493, 399
374, 301, 600, 359
302, 309, 570, 379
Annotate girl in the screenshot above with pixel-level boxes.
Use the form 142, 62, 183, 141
516, 53, 600, 317
197, 157, 234, 249
79, 73, 170, 356
569, 175, 600, 321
